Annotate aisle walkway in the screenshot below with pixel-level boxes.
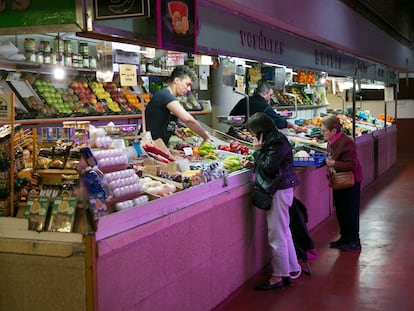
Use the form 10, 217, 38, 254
214, 153, 414, 311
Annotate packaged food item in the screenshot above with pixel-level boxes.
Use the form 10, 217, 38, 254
48, 195, 77, 232
65, 148, 81, 170
89, 193, 108, 217
36, 148, 53, 169
48, 146, 67, 169
25, 196, 50, 231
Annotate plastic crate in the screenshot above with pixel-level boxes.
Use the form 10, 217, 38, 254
294, 152, 327, 167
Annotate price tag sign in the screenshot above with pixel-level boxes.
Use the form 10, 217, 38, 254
119, 64, 137, 86
384, 87, 394, 102
183, 147, 193, 156
0, 93, 12, 121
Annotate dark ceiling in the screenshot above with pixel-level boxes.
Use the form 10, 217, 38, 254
342, 0, 414, 49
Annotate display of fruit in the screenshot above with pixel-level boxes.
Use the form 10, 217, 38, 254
285, 85, 312, 105
123, 91, 142, 111
22, 95, 56, 117
33, 79, 71, 115
71, 81, 104, 113
218, 141, 250, 155
294, 70, 316, 84
57, 87, 90, 115
103, 82, 136, 113
88, 81, 116, 113
222, 155, 243, 173
227, 127, 254, 143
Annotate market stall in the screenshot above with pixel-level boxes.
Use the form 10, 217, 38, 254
0, 1, 400, 311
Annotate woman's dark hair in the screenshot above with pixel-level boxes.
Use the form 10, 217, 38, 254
170, 65, 197, 81
247, 112, 276, 140
321, 115, 342, 132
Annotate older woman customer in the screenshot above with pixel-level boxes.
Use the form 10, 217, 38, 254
322, 115, 363, 251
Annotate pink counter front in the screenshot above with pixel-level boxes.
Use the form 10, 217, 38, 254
94, 127, 396, 311
94, 166, 331, 311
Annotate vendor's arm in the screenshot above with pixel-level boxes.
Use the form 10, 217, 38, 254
263, 106, 306, 132
167, 100, 210, 142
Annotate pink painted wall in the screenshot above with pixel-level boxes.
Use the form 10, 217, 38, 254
96, 185, 270, 311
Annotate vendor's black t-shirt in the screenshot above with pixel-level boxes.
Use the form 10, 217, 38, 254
145, 88, 178, 144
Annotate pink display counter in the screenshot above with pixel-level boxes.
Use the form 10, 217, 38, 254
356, 133, 375, 189
375, 125, 397, 176
94, 164, 332, 311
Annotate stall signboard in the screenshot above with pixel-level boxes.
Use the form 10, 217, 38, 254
158, 0, 197, 53
0, 0, 83, 34
197, 4, 399, 83
94, 0, 150, 20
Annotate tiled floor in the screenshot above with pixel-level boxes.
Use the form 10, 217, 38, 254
214, 153, 414, 311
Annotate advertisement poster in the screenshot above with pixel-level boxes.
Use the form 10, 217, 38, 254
158, 0, 197, 53
94, 0, 150, 20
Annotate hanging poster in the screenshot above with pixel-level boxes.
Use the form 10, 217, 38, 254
159, 0, 197, 53
94, 0, 150, 20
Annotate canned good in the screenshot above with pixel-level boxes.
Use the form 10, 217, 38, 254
37, 53, 44, 64
39, 41, 51, 53
50, 52, 57, 64
25, 52, 36, 62
54, 38, 64, 53
89, 56, 96, 69
79, 42, 89, 56
82, 56, 89, 68
44, 53, 51, 64
72, 53, 80, 68
24, 38, 36, 52
64, 53, 72, 67
64, 40, 72, 54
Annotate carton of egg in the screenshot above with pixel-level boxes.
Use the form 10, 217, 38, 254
115, 195, 149, 211
105, 169, 142, 197
94, 148, 128, 168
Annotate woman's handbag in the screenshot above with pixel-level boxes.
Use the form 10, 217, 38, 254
253, 185, 273, 210
328, 168, 355, 190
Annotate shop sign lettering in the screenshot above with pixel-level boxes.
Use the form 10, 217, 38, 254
240, 30, 284, 55
377, 68, 385, 79
314, 49, 341, 69
357, 60, 369, 76
389, 69, 398, 81
0, 0, 30, 12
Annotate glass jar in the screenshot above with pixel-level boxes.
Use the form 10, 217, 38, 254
24, 38, 36, 52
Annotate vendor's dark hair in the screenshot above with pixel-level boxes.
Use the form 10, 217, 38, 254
322, 115, 342, 132
170, 65, 197, 81
247, 112, 276, 140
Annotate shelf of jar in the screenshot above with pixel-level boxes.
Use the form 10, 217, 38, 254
0, 59, 95, 74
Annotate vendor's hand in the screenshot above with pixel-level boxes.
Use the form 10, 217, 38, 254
293, 124, 307, 133
175, 127, 190, 140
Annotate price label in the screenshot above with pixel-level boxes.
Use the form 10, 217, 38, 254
119, 64, 137, 86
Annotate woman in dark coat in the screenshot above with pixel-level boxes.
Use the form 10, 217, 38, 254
247, 112, 301, 290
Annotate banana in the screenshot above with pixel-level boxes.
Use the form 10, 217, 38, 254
109, 0, 134, 14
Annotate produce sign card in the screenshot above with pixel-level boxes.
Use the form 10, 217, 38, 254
25, 196, 50, 232
48, 196, 77, 233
